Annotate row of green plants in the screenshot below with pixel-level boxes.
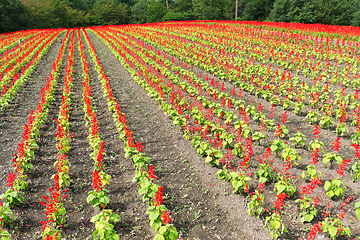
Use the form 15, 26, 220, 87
78, 29, 121, 240
83, 28, 178, 240
0, 29, 71, 240
38, 29, 76, 240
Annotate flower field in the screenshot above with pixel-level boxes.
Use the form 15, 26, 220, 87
0, 21, 360, 240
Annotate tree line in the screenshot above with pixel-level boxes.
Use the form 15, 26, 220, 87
1, 0, 360, 34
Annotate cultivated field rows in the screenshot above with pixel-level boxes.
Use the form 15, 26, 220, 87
0, 21, 360, 240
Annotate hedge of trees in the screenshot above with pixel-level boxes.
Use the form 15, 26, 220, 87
1, 0, 360, 33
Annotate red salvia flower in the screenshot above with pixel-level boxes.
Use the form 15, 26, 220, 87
336, 158, 351, 177
227, 98, 232, 108
308, 222, 322, 240
136, 142, 143, 152
146, 165, 158, 180
213, 91, 217, 101
269, 104, 275, 118
96, 141, 105, 168
161, 210, 171, 224
274, 123, 282, 137
331, 137, 341, 152
310, 148, 319, 164
238, 88, 242, 98
6, 171, 17, 187
274, 193, 288, 212
221, 82, 225, 92
281, 111, 287, 124
92, 169, 103, 191
352, 143, 360, 159
153, 186, 163, 207
313, 124, 320, 138
244, 137, 254, 157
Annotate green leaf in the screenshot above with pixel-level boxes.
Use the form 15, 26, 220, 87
111, 234, 120, 240
149, 211, 160, 221
86, 193, 95, 204
159, 226, 168, 235
324, 181, 331, 191
270, 220, 281, 229
112, 213, 121, 222
154, 234, 165, 240
151, 219, 162, 232
344, 226, 351, 236
326, 190, 334, 198
277, 184, 286, 194
304, 214, 314, 222
355, 209, 360, 220
58, 207, 66, 215
168, 228, 179, 240
334, 188, 343, 197
91, 214, 100, 223
328, 226, 338, 238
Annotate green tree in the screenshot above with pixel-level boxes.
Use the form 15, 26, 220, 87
223, 0, 237, 20
66, 0, 94, 12
268, 0, 289, 22
269, 0, 317, 23
64, 5, 89, 27
242, 0, 274, 21
147, 0, 166, 22
192, 0, 226, 20
162, 10, 195, 21
312, 0, 353, 25
131, 0, 148, 23
192, 0, 206, 19
175, 0, 192, 12
91, 0, 129, 25
22, 0, 57, 29
203, 5, 222, 19
0, 0, 28, 33
22, 0, 89, 29
351, 0, 360, 26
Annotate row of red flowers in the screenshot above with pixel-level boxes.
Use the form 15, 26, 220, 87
39, 29, 76, 240
0, 29, 71, 239
86, 28, 179, 240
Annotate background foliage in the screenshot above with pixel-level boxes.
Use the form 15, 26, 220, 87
1, 0, 360, 33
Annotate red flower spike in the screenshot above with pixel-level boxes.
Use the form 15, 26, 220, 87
308, 222, 322, 240
153, 186, 163, 207
281, 111, 287, 124
6, 171, 17, 187
331, 137, 341, 152
313, 124, 320, 138
146, 165, 158, 180
237, 88, 242, 98
161, 210, 172, 224
274, 193, 288, 212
